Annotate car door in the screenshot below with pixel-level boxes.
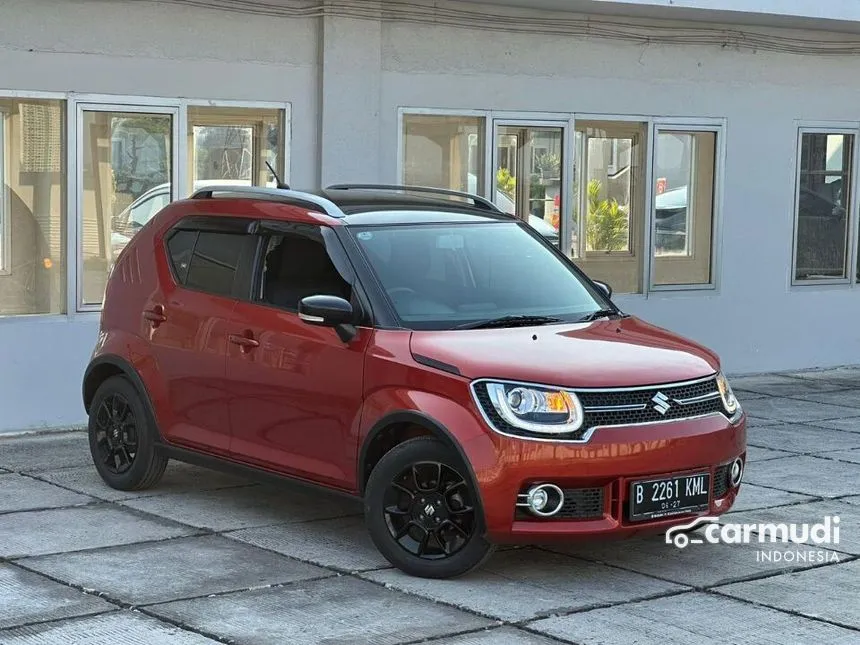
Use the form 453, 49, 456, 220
225, 221, 370, 489
146, 216, 256, 453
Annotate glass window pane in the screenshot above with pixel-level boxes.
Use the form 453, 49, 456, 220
653, 130, 717, 286
166, 230, 197, 284
0, 98, 66, 316
185, 232, 244, 297
492, 126, 562, 248
188, 106, 285, 194
795, 132, 852, 282
403, 115, 485, 195
572, 121, 647, 295
80, 111, 173, 306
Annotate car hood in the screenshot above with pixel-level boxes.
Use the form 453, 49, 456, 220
409, 316, 720, 388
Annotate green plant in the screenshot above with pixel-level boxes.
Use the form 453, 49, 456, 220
496, 167, 516, 198
586, 179, 629, 252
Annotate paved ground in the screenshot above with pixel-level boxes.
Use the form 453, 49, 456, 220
1, 368, 860, 644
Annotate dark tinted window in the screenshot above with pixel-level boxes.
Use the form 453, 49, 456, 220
166, 230, 198, 284
260, 232, 351, 310
185, 232, 245, 297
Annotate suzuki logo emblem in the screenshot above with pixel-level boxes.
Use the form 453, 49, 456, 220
424, 504, 436, 516
651, 392, 671, 415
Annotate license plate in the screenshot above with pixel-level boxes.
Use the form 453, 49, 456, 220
629, 472, 710, 522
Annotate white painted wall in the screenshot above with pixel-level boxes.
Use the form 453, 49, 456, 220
3, 0, 860, 432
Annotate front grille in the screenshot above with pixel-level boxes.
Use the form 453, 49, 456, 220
473, 376, 726, 442
516, 487, 604, 520
713, 464, 730, 499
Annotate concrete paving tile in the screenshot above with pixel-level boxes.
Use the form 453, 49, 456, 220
0, 473, 94, 513
725, 499, 859, 555
528, 592, 859, 645
20, 534, 330, 605
120, 484, 361, 531
718, 560, 860, 629
818, 448, 860, 464
226, 515, 389, 572
745, 446, 794, 462
731, 374, 850, 396
0, 505, 195, 559
0, 563, 113, 630
730, 483, 816, 512
745, 416, 782, 428
744, 455, 860, 497
806, 416, 860, 434
787, 367, 860, 387
432, 627, 563, 644
740, 397, 860, 423
362, 548, 684, 622
148, 576, 493, 645
0, 432, 90, 472
0, 610, 220, 644
37, 463, 253, 502
746, 423, 860, 454
792, 389, 860, 409
548, 531, 840, 587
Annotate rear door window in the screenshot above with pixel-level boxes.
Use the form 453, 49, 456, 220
184, 232, 247, 297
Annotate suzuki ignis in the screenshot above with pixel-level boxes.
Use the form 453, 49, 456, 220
83, 184, 746, 578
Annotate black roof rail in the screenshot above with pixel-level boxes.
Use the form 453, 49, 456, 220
190, 185, 346, 219
325, 184, 502, 213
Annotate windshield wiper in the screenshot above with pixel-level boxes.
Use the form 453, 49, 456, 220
576, 309, 624, 323
455, 315, 562, 330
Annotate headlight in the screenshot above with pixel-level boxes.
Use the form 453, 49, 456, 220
716, 372, 742, 419
484, 381, 583, 434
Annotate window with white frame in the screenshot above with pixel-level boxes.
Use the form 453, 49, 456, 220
0, 98, 66, 316
651, 127, 719, 288
402, 114, 485, 195
399, 111, 723, 295
793, 130, 854, 283
78, 102, 289, 310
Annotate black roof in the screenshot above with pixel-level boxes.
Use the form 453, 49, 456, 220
313, 186, 515, 226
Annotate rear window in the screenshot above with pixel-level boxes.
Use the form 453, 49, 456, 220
184, 232, 245, 297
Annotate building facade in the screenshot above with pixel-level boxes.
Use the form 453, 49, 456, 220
3, 0, 860, 432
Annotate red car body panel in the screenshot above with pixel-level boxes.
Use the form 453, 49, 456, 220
88, 195, 747, 546
408, 318, 720, 388
225, 300, 369, 488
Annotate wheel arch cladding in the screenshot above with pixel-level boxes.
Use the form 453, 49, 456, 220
83, 355, 155, 419
358, 410, 486, 524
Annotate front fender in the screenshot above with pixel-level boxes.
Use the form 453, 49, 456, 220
356, 386, 508, 533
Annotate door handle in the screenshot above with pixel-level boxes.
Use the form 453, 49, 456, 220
229, 333, 260, 351
143, 305, 167, 326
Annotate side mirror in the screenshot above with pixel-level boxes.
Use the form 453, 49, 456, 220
298, 295, 356, 342
594, 280, 613, 299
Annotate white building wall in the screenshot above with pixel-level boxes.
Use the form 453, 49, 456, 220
3, 0, 860, 432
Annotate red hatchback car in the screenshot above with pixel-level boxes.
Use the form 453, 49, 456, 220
83, 184, 746, 578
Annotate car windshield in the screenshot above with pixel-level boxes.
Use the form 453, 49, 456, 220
349, 221, 609, 330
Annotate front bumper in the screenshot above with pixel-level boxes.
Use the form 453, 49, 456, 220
470, 412, 746, 543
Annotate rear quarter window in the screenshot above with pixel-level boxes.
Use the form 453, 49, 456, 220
166, 230, 198, 284
184, 232, 246, 297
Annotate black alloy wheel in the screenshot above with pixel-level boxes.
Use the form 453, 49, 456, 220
88, 375, 168, 491
383, 461, 476, 559
365, 437, 495, 578
92, 392, 139, 474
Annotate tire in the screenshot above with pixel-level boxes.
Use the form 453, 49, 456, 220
87, 375, 168, 491
364, 436, 495, 578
